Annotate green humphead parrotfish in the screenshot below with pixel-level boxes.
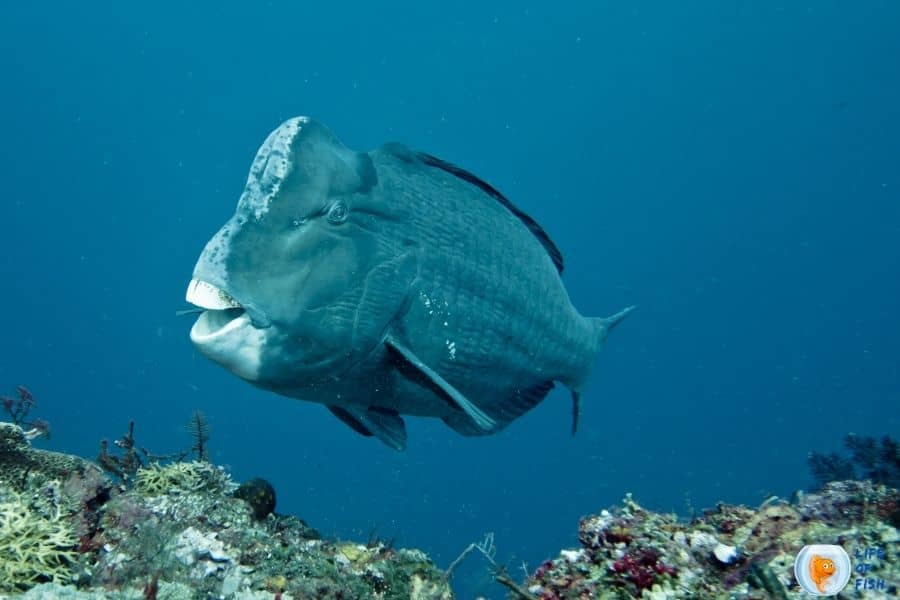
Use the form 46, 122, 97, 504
185, 117, 633, 450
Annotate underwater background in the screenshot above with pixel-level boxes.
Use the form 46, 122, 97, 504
1, 2, 898, 597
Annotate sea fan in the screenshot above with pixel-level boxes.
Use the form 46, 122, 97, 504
185, 410, 210, 462
808, 434, 900, 489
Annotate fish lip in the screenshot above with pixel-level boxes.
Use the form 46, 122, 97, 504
189, 308, 251, 344
185, 279, 247, 342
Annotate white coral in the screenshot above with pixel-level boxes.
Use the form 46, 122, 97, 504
173, 526, 233, 577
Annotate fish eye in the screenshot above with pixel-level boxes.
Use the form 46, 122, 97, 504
327, 201, 349, 224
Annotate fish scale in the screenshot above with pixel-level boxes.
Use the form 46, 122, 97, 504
381, 152, 590, 405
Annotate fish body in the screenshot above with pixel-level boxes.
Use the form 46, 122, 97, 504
809, 555, 836, 593
186, 117, 632, 449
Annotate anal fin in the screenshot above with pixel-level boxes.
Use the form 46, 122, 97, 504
385, 334, 495, 431
328, 405, 407, 451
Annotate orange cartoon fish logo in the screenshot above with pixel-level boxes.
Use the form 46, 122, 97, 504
795, 544, 850, 595
809, 554, 837, 593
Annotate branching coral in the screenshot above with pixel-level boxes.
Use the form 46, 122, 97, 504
0, 490, 78, 591
134, 461, 229, 497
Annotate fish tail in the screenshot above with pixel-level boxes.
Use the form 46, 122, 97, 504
590, 305, 637, 353
567, 306, 636, 436
570, 305, 636, 389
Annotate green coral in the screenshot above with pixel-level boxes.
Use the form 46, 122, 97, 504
0, 489, 78, 591
134, 461, 227, 496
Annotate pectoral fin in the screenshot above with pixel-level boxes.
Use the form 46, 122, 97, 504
327, 405, 407, 451
352, 251, 419, 350
384, 334, 495, 431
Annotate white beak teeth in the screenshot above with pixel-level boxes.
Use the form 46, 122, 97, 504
186, 279, 241, 310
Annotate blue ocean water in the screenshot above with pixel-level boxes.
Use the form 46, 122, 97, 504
1, 2, 898, 597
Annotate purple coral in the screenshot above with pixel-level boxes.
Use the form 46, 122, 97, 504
611, 548, 677, 591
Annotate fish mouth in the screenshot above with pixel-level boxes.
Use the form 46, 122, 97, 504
185, 279, 249, 342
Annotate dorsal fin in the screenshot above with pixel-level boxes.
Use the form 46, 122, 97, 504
416, 152, 564, 273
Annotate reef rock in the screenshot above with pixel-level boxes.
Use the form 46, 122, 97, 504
0, 422, 452, 599
524, 483, 899, 599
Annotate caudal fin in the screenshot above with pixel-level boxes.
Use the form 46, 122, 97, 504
591, 305, 637, 350
569, 305, 636, 436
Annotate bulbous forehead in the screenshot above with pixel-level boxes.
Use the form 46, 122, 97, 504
237, 116, 310, 221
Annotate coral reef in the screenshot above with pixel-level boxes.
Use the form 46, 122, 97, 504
521, 483, 899, 599
7, 414, 898, 599
0, 422, 452, 599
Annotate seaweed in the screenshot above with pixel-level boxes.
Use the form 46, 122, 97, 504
808, 434, 900, 489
